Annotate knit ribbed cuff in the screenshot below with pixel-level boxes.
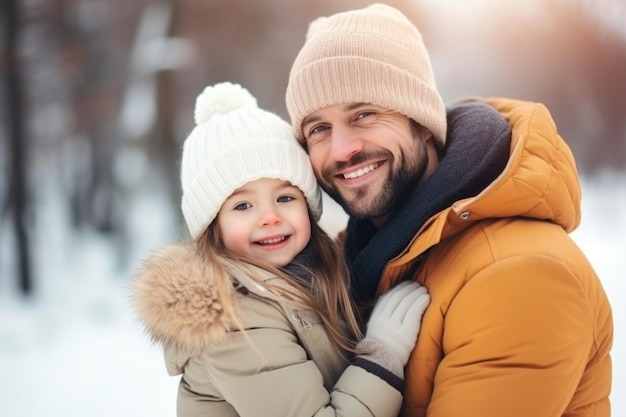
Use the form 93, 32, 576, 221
353, 356, 404, 392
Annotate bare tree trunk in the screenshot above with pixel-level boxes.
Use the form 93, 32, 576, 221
155, 1, 183, 219
1, 0, 32, 295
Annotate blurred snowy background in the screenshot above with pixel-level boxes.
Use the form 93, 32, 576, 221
1, 0, 624, 416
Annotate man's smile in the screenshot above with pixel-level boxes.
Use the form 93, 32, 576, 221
340, 162, 382, 179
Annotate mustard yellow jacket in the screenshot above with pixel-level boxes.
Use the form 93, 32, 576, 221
375, 98, 612, 417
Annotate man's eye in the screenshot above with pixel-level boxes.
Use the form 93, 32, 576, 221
234, 202, 251, 211
309, 124, 328, 135
277, 195, 295, 203
355, 111, 375, 120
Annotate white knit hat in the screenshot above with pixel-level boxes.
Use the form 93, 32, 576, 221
180, 82, 322, 239
286, 3, 447, 147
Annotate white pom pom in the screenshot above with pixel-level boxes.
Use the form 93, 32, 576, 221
193, 82, 258, 125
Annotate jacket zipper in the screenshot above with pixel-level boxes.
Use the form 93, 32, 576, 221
291, 310, 312, 330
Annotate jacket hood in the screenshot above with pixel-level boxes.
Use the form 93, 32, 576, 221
388, 97, 583, 274
461, 97, 581, 232
131, 244, 236, 355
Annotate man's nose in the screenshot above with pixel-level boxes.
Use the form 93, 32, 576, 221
330, 124, 364, 162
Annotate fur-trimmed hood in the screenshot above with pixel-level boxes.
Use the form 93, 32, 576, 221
131, 244, 243, 355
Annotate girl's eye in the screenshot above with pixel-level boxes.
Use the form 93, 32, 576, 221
277, 195, 295, 203
234, 202, 251, 211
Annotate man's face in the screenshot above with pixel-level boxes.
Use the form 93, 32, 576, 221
302, 103, 432, 223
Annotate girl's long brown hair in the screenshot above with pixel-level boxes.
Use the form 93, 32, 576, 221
196, 209, 363, 353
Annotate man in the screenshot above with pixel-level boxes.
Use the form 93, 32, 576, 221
285, 3, 612, 417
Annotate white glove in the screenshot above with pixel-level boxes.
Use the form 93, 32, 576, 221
357, 281, 430, 377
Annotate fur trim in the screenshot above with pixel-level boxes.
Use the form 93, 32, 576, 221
131, 244, 234, 354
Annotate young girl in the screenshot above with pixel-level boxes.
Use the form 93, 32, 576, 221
132, 82, 430, 417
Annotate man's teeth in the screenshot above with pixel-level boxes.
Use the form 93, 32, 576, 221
259, 236, 286, 245
343, 164, 377, 179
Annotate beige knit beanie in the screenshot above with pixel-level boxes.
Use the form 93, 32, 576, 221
181, 82, 322, 239
286, 3, 447, 147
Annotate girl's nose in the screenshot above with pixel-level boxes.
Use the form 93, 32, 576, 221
259, 209, 282, 227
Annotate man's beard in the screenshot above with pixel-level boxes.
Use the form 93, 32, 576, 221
320, 140, 429, 220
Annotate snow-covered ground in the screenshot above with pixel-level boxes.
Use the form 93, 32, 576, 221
0, 174, 623, 416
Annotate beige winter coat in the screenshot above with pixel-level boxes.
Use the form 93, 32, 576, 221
132, 244, 402, 417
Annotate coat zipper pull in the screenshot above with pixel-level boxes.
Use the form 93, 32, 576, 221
291, 310, 312, 330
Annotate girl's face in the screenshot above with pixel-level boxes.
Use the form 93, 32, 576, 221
217, 178, 311, 267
